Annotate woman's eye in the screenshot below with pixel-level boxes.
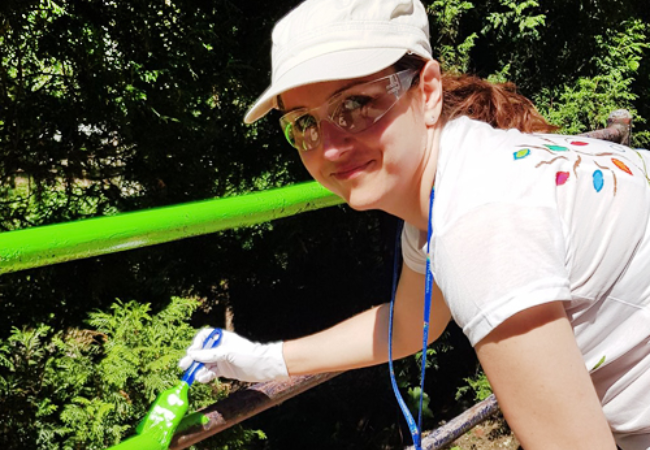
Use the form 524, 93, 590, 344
295, 114, 317, 132
342, 95, 373, 112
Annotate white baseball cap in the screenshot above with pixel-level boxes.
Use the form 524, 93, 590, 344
243, 0, 433, 124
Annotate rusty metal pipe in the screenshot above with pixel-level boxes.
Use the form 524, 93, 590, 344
169, 373, 498, 450
412, 394, 500, 450
580, 109, 632, 146
169, 373, 342, 449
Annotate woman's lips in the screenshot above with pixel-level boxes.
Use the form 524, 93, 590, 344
331, 161, 374, 180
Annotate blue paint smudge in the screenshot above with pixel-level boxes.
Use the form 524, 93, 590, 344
593, 170, 604, 192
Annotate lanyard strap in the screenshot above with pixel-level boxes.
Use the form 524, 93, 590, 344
388, 187, 435, 450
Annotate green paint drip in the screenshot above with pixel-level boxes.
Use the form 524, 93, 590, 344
591, 355, 606, 371
0, 182, 343, 274
107, 382, 190, 450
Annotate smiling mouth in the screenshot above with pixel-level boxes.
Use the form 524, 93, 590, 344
332, 161, 374, 180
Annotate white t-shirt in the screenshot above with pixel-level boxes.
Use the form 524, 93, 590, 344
402, 116, 650, 441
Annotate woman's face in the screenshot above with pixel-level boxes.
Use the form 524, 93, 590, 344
280, 67, 432, 212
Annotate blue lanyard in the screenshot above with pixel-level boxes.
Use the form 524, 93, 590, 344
388, 187, 435, 450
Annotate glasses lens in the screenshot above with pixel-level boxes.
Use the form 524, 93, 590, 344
282, 120, 296, 147
330, 93, 396, 133
278, 70, 417, 152
280, 113, 321, 152
328, 72, 412, 134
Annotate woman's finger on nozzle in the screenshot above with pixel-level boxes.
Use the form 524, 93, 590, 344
188, 347, 223, 363
188, 327, 216, 350
195, 367, 217, 384
178, 355, 194, 370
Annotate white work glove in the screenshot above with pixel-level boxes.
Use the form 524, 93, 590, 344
178, 328, 289, 383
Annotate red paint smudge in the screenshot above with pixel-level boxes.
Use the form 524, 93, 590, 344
556, 171, 570, 185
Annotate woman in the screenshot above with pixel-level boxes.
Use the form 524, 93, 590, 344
179, 0, 650, 448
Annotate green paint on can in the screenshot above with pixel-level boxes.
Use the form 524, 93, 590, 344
107, 382, 190, 450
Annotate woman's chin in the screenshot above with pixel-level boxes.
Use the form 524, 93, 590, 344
320, 175, 387, 211
344, 190, 383, 211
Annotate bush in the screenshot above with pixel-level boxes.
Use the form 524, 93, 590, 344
0, 297, 263, 449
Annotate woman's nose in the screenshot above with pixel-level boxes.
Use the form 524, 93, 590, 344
320, 120, 352, 160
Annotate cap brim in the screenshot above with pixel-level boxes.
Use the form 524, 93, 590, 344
243, 47, 407, 124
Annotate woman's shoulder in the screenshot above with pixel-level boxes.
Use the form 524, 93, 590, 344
436, 117, 559, 209
435, 117, 650, 237
437, 116, 645, 203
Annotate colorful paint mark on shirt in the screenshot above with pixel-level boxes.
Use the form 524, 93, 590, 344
545, 144, 569, 152
514, 149, 531, 160
612, 158, 633, 175
593, 170, 604, 192
591, 355, 606, 371
512, 135, 650, 194
556, 171, 570, 185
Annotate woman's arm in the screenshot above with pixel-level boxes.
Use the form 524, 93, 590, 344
283, 263, 451, 375
475, 301, 616, 450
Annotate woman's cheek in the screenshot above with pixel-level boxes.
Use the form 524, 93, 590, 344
299, 153, 329, 187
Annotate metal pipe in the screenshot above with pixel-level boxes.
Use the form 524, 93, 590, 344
413, 394, 500, 450
580, 109, 632, 145
169, 373, 342, 450
168, 376, 498, 450
0, 182, 343, 274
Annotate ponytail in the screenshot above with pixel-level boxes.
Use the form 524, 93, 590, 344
393, 55, 558, 133
440, 73, 558, 133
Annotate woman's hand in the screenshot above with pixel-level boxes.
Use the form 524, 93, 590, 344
178, 328, 289, 383
180, 264, 452, 382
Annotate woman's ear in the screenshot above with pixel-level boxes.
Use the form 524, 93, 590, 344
419, 60, 443, 127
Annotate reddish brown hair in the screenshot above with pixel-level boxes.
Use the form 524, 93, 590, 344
440, 73, 558, 133
394, 55, 558, 133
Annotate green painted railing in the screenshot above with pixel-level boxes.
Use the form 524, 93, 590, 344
0, 181, 343, 275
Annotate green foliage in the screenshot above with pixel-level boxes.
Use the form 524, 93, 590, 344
536, 19, 649, 143
0, 297, 261, 449
394, 334, 455, 425
406, 386, 434, 420
425, 0, 650, 150
428, 0, 478, 73
0, 0, 295, 234
455, 370, 493, 403
481, 0, 546, 81
0, 0, 301, 335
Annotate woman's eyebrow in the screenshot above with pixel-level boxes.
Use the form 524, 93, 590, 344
331, 79, 366, 97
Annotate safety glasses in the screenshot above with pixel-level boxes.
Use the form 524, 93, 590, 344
279, 69, 419, 152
